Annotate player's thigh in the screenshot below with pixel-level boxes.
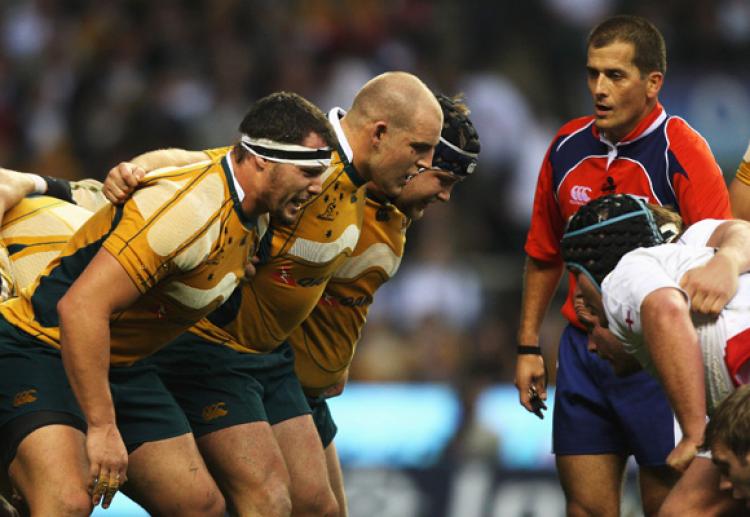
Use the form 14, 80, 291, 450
638, 465, 680, 517
198, 421, 290, 492
659, 456, 745, 517
556, 453, 626, 517
8, 424, 89, 514
125, 433, 224, 517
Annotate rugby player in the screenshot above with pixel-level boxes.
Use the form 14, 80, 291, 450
0, 92, 335, 516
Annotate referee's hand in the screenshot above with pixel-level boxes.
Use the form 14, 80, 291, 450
515, 354, 547, 414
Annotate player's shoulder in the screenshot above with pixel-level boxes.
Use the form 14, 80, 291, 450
132, 160, 228, 223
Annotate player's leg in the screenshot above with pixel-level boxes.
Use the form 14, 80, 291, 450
198, 423, 291, 516
638, 465, 680, 516
148, 335, 293, 516
307, 394, 346, 516
8, 423, 90, 516
267, 344, 338, 517
325, 442, 347, 517
0, 320, 91, 516
124, 434, 225, 517
110, 361, 225, 517
553, 325, 629, 516
556, 454, 626, 516
614, 365, 681, 515
658, 456, 745, 516
273, 415, 338, 517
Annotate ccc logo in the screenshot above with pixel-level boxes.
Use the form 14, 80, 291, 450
570, 185, 592, 205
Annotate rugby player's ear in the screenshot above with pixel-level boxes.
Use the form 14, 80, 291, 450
646, 71, 663, 99
371, 121, 387, 148
252, 154, 270, 172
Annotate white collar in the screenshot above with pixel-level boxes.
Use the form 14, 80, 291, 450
225, 150, 245, 202
328, 107, 354, 163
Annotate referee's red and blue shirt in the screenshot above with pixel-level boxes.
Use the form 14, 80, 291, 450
525, 103, 731, 327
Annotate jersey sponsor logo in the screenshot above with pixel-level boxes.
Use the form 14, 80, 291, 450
297, 275, 331, 287
272, 265, 296, 285
318, 293, 372, 307
13, 388, 38, 407
569, 185, 592, 205
202, 402, 228, 422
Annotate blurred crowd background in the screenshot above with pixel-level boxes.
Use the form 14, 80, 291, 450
2, 0, 750, 477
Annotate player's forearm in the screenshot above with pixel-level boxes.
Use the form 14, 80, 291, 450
518, 256, 564, 345
59, 299, 116, 427
706, 219, 750, 274
643, 290, 707, 442
130, 148, 208, 171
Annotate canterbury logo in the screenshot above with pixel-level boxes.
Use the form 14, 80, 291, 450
570, 185, 592, 205
202, 402, 228, 422
13, 389, 38, 407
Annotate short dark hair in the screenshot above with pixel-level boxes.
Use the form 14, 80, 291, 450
233, 91, 338, 161
587, 15, 667, 76
704, 385, 750, 459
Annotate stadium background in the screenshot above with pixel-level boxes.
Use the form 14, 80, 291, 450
1, 1, 748, 515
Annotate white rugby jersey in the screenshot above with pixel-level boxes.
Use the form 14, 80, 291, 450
601, 219, 750, 412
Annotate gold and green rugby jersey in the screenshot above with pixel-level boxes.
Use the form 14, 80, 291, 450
191, 145, 367, 353
1, 196, 93, 300
0, 154, 265, 365
290, 195, 408, 394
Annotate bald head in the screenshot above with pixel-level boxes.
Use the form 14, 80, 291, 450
348, 72, 442, 130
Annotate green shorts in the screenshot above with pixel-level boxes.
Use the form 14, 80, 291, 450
307, 395, 338, 448
0, 317, 190, 457
147, 335, 311, 437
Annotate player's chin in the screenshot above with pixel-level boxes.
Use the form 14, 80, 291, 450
275, 202, 302, 225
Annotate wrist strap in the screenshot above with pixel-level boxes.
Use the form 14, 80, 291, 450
517, 345, 542, 355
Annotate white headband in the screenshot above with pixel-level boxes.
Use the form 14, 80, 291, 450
240, 136, 332, 168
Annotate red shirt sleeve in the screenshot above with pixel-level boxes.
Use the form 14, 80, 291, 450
667, 118, 731, 225
524, 139, 566, 263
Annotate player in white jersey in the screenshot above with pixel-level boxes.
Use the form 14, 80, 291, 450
561, 193, 750, 515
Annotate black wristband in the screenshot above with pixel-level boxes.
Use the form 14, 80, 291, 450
517, 345, 542, 355
41, 176, 75, 204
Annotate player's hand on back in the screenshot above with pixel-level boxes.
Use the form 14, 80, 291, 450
680, 253, 739, 316
103, 162, 145, 205
666, 436, 700, 473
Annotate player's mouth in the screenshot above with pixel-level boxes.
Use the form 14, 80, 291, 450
288, 195, 307, 212
595, 103, 613, 117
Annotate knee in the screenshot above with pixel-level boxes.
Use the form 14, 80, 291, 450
195, 487, 226, 517
160, 486, 226, 517
261, 483, 292, 517
233, 482, 291, 517
49, 489, 92, 517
